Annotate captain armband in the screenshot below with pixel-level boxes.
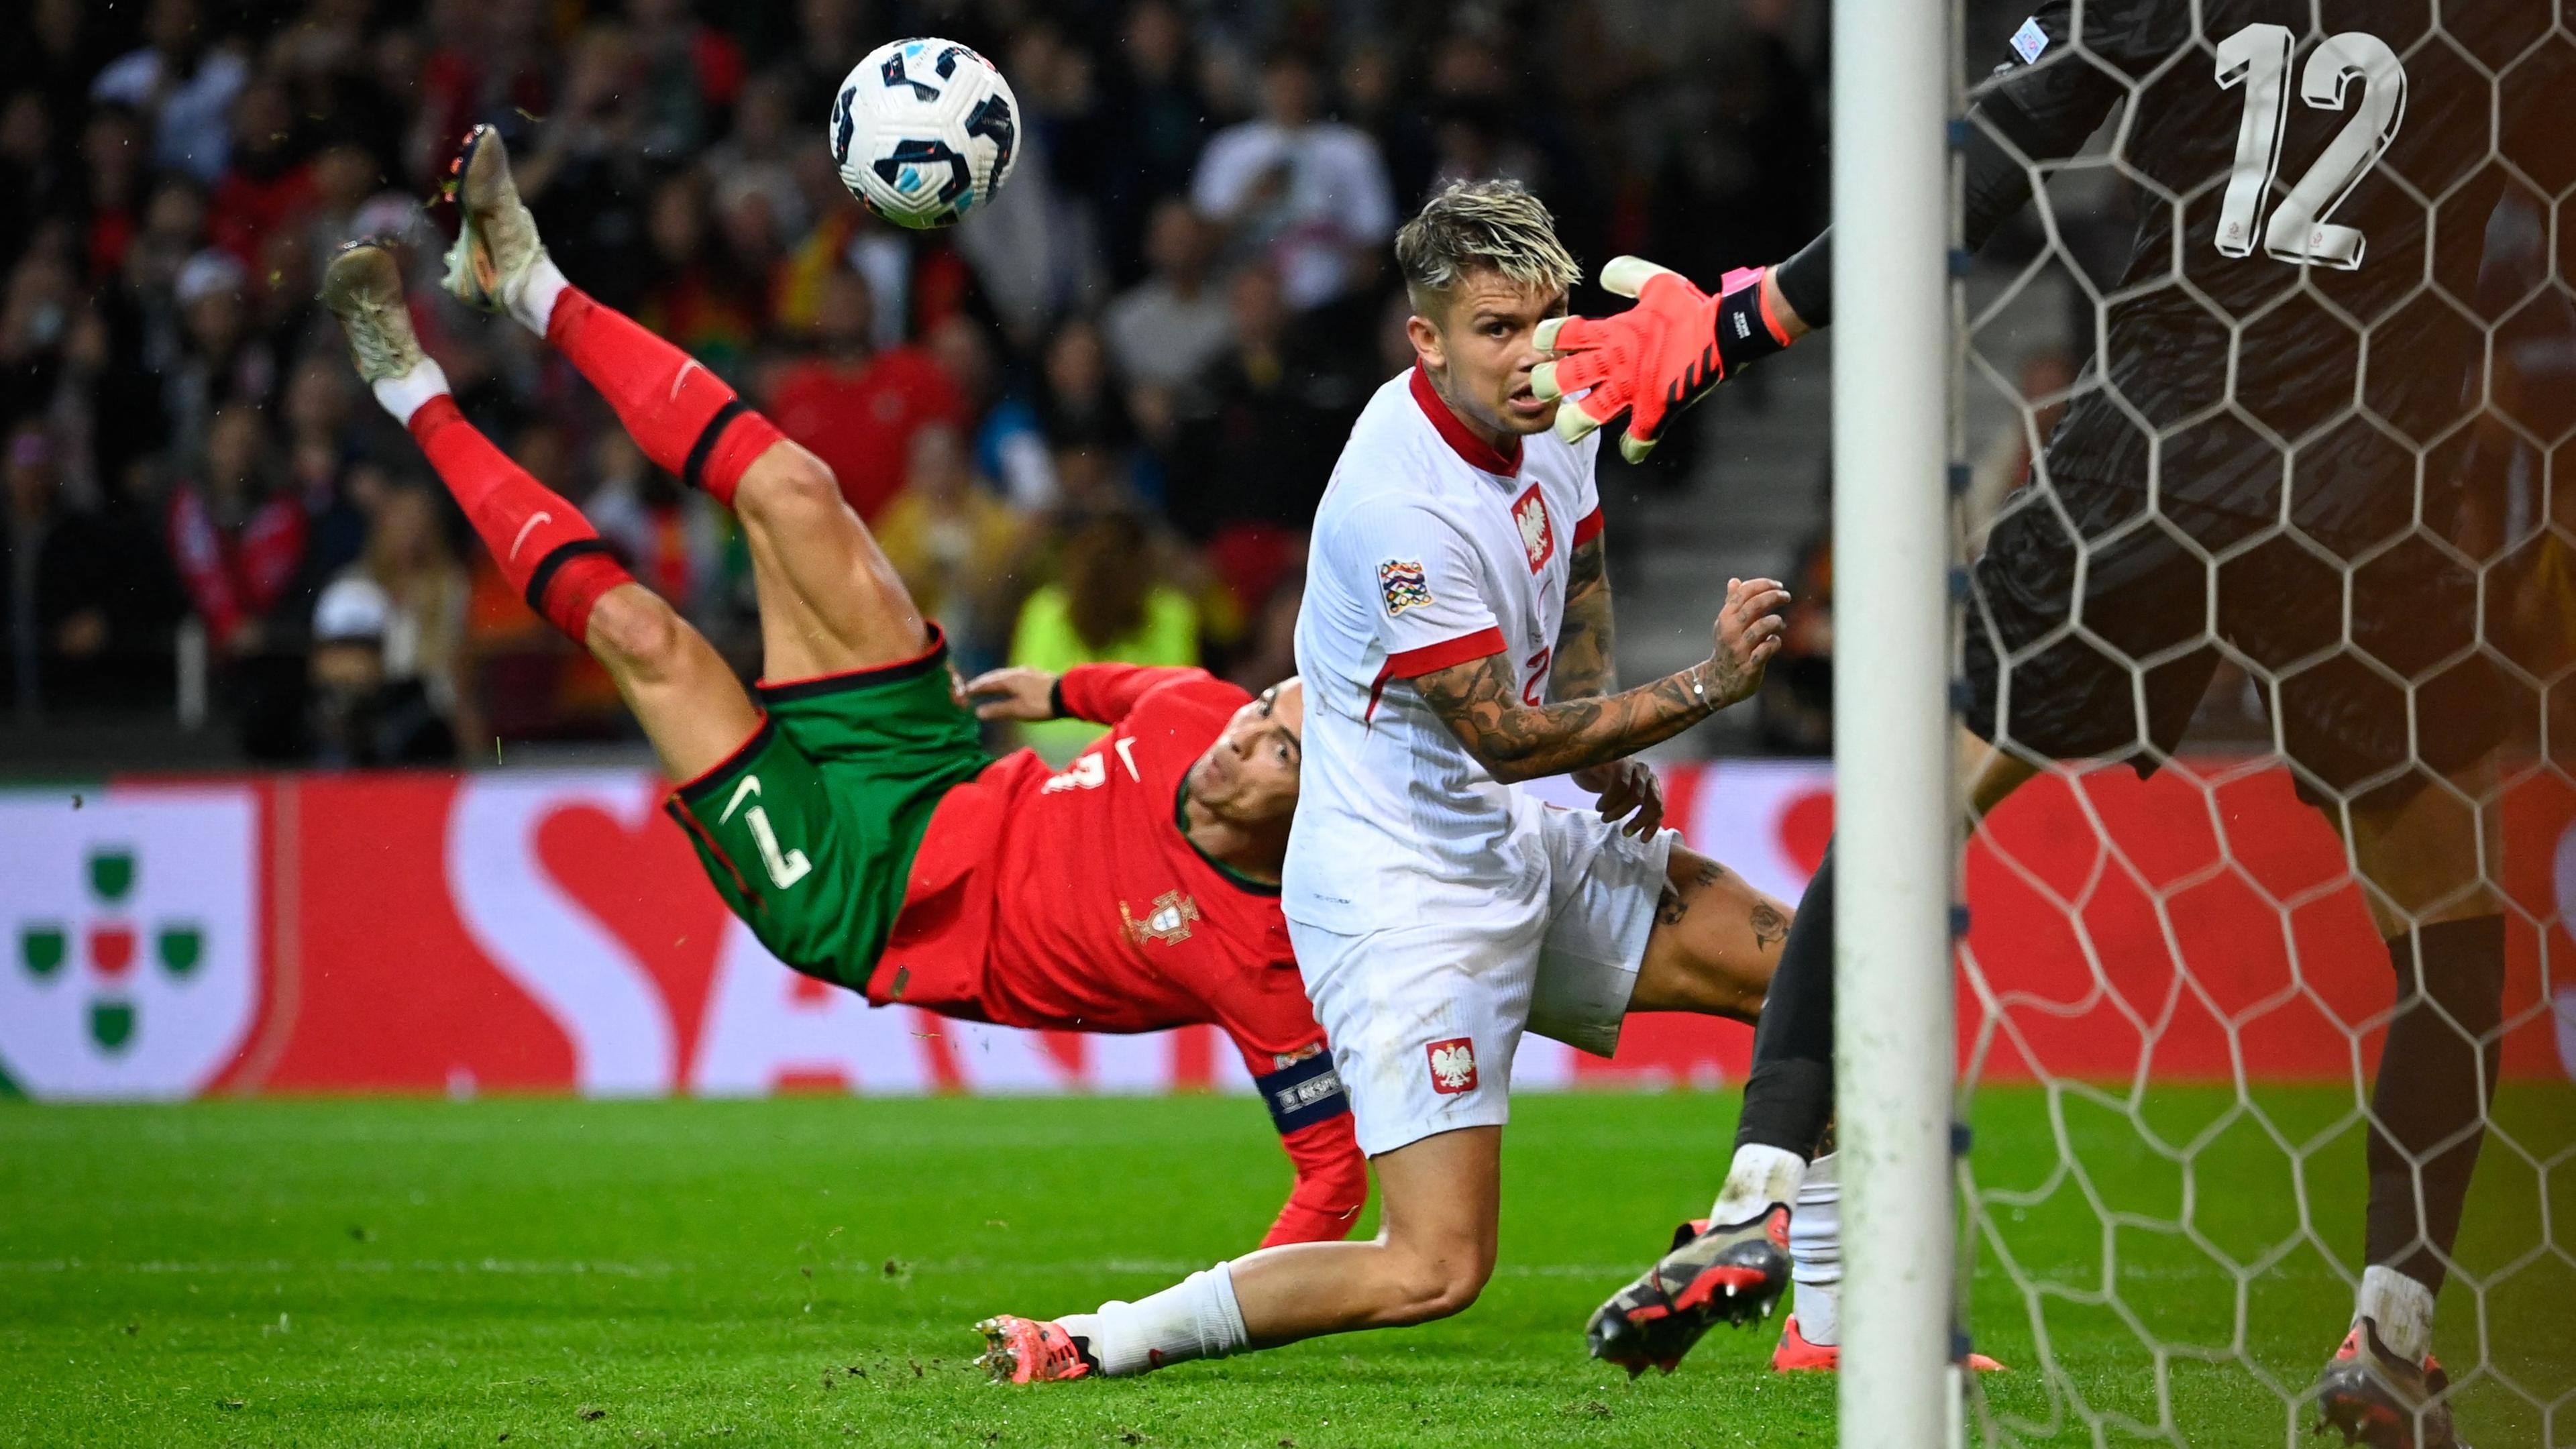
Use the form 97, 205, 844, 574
1254, 1051, 1350, 1135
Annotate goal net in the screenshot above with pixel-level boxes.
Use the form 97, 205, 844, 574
1942, 2, 2574, 1444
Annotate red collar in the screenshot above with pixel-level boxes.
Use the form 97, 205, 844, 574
1409, 364, 1521, 478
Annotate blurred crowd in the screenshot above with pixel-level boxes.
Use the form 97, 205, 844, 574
0, 0, 1825, 765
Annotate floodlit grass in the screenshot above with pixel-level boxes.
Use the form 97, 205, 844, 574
1, 1087, 2566, 1446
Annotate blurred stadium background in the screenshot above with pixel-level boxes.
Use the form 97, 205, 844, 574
2, 0, 2565, 1093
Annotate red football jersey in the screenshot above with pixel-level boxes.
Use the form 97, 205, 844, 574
877, 664, 1310, 1053
878, 664, 1362, 1247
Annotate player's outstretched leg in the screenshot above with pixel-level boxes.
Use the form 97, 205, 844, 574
975, 1126, 1500, 1385
445, 123, 928, 684
322, 240, 760, 781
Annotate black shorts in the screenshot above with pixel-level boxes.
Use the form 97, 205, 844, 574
1961, 469, 2510, 810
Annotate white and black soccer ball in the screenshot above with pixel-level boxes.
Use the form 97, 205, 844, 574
827, 38, 1018, 230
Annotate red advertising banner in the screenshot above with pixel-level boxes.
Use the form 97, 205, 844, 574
1, 759, 2567, 1099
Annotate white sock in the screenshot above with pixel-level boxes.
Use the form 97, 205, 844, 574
512, 252, 570, 337
1084, 1261, 1249, 1377
1788, 1150, 1842, 1345
1711, 1143, 1807, 1226
370, 358, 452, 427
2357, 1264, 2436, 1363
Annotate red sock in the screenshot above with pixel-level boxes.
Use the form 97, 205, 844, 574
410, 395, 634, 641
545, 286, 784, 508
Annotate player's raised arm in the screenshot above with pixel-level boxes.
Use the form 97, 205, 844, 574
967, 663, 1215, 724
1413, 574, 1788, 785
1536, 0, 2137, 458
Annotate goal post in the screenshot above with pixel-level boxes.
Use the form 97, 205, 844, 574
1830, 0, 1963, 1442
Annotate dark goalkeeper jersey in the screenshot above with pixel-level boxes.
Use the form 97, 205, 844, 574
1973, 1, 2573, 550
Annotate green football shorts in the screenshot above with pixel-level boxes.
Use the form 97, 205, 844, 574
665, 631, 990, 991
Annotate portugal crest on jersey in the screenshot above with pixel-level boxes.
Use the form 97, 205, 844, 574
1426, 1036, 1478, 1094
1120, 890, 1200, 947
1511, 485, 1554, 572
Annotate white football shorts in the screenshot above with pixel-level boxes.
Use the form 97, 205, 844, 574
1287, 796, 1674, 1157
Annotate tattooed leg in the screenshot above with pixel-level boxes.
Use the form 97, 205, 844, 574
1629, 847, 1792, 1021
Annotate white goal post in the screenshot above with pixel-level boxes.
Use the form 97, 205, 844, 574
1831, 0, 1964, 1443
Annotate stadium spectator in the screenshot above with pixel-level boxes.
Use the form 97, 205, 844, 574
1165, 263, 1345, 541
305, 478, 467, 765
1095, 0, 1214, 286
19, 0, 113, 136
168, 248, 280, 462
166, 405, 302, 657
1191, 50, 1395, 313
875, 421, 1028, 672
1336, 41, 1438, 218
89, 0, 249, 185
165, 404, 309, 755
700, 70, 808, 244
73, 107, 146, 283
1036, 317, 1133, 459
1008, 510, 1199, 763
627, 0, 746, 161
278, 356, 372, 587
515, 28, 655, 313
926, 313, 1055, 512
637, 172, 764, 378
0, 94, 64, 272
1104, 201, 1235, 397
1421, 31, 1554, 199
0, 241, 80, 431
413, 0, 555, 189
4, 423, 183, 716
206, 78, 317, 270
765, 268, 967, 521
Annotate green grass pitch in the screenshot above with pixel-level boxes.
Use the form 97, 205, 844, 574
2, 1086, 2567, 1447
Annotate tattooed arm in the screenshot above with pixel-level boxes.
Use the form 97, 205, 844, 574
1553, 533, 1664, 833
1553, 533, 1617, 700
1411, 575, 1791, 784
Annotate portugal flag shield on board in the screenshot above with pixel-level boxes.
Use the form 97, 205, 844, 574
0, 789, 260, 1099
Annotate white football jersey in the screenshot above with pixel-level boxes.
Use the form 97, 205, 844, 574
1284, 366, 1603, 934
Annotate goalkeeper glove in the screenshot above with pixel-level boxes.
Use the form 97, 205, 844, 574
1532, 258, 1794, 463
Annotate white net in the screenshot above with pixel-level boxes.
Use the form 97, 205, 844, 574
1943, 2, 2574, 1444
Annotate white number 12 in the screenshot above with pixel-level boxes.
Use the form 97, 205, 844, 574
2212, 25, 2407, 270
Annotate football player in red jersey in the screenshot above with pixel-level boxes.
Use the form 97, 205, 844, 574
325, 124, 1794, 1266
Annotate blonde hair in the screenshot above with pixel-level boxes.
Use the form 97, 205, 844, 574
1394, 178, 1580, 320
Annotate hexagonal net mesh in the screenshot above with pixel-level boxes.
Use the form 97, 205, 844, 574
1944, 2, 2575, 1444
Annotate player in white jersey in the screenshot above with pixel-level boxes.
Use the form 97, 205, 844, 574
973, 180, 1792, 1385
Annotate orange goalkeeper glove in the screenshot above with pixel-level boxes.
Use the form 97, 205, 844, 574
1533, 257, 1794, 463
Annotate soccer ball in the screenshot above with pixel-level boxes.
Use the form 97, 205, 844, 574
827, 38, 1019, 230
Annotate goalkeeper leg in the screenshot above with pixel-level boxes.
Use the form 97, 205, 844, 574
2314, 758, 2503, 1449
